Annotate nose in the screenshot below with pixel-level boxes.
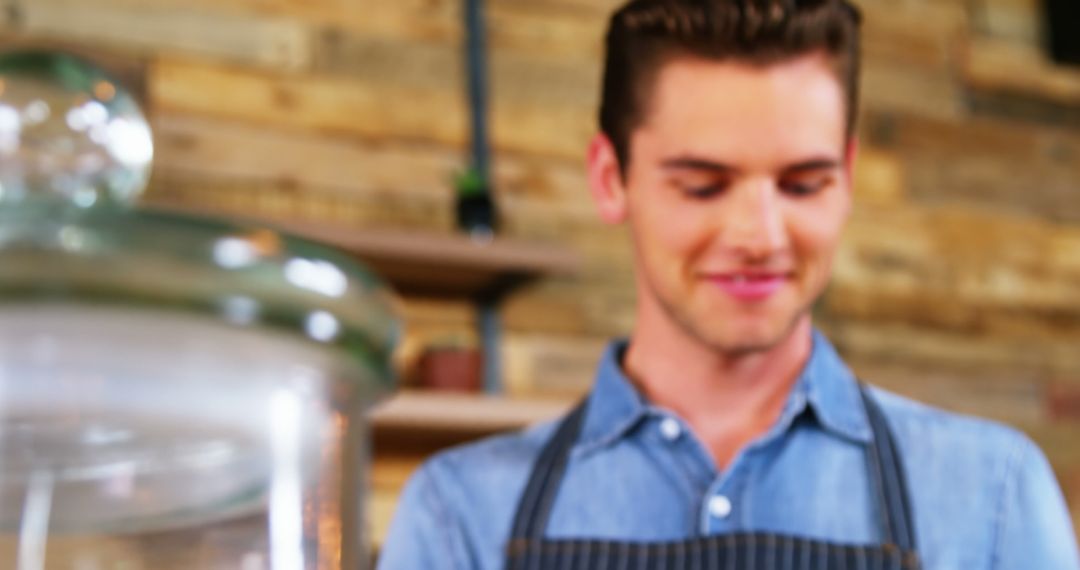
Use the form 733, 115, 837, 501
722, 180, 787, 259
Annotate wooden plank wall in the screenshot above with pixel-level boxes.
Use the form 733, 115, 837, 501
3, 0, 1080, 541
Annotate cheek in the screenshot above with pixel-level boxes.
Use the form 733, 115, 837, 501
786, 198, 849, 267
630, 189, 713, 260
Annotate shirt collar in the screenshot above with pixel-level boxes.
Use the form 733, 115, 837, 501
576, 329, 872, 453
797, 329, 873, 443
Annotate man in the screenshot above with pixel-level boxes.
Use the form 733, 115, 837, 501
379, 0, 1080, 568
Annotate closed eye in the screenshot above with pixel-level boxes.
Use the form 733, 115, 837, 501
779, 176, 833, 197
661, 156, 736, 200
681, 182, 730, 199
778, 158, 841, 197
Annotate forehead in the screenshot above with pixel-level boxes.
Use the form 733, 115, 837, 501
635, 53, 847, 165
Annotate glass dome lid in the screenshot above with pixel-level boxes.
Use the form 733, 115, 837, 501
0, 50, 399, 389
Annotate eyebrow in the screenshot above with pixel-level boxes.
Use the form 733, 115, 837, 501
659, 156, 842, 175
783, 158, 842, 175
659, 157, 738, 173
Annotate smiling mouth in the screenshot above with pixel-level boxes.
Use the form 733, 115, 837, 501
706, 272, 792, 301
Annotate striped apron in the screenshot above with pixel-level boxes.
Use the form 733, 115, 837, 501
505, 384, 920, 569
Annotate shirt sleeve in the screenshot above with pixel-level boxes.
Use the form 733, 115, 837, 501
377, 461, 470, 570
992, 434, 1080, 570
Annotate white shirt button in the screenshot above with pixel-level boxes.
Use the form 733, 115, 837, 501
708, 495, 733, 519
658, 417, 682, 441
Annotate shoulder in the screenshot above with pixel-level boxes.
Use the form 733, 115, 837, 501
864, 384, 1033, 463
380, 420, 563, 570
420, 418, 560, 490
865, 386, 1079, 567
409, 417, 563, 519
863, 384, 1040, 494
862, 386, 1045, 553
415, 419, 562, 534
860, 384, 1044, 504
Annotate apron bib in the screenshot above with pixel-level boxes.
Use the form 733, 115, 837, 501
505, 384, 920, 570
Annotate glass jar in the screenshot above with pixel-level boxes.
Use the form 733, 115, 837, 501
0, 51, 398, 569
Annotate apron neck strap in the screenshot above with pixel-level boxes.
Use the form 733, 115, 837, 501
508, 383, 918, 555
859, 384, 919, 553
509, 399, 589, 540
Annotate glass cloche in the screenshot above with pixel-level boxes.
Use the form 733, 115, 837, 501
0, 51, 398, 569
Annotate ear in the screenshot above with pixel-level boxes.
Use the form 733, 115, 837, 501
843, 136, 859, 183
587, 133, 630, 224
839, 136, 859, 218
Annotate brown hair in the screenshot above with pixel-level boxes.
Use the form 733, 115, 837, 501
599, 0, 862, 174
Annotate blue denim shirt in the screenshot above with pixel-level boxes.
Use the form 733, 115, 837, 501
379, 332, 1080, 569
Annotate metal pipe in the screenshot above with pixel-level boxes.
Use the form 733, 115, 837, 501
464, 0, 492, 185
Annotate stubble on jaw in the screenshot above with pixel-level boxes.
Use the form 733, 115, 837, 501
655, 281, 815, 359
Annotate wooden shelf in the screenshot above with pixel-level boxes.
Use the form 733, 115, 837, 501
142, 204, 581, 300
285, 222, 579, 300
370, 389, 574, 451
371, 389, 572, 433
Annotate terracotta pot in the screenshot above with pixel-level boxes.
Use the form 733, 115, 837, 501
417, 348, 483, 392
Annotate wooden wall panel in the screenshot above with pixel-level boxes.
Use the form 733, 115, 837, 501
87, 0, 607, 59
975, 0, 1040, 43
859, 0, 968, 69
860, 60, 965, 120
832, 204, 1080, 333
148, 169, 453, 230
502, 266, 636, 337
852, 148, 907, 205
18, 0, 312, 70
36, 0, 404, 42
503, 333, 608, 397
492, 0, 621, 16
150, 55, 593, 160
487, 3, 606, 61
0, 0, 16, 30
153, 113, 459, 200
824, 312, 1080, 374
844, 352, 1048, 426
963, 37, 1080, 107
864, 110, 1080, 222
148, 56, 469, 148
312, 33, 457, 89
151, 112, 598, 234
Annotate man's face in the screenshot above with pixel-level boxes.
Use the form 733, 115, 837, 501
588, 52, 853, 354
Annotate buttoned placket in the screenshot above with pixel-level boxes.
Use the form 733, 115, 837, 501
694, 407, 806, 536
643, 409, 749, 537
700, 452, 750, 535
642, 388, 815, 539
642, 410, 722, 535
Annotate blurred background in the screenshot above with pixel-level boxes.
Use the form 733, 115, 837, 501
1, 0, 1077, 548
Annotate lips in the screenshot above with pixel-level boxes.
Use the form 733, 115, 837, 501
706, 272, 790, 301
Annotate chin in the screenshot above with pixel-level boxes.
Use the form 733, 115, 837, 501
691, 313, 807, 356
709, 330, 788, 356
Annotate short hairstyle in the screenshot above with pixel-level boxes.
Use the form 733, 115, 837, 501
599, 0, 863, 174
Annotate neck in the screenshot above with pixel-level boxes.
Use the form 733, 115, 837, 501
623, 314, 813, 471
